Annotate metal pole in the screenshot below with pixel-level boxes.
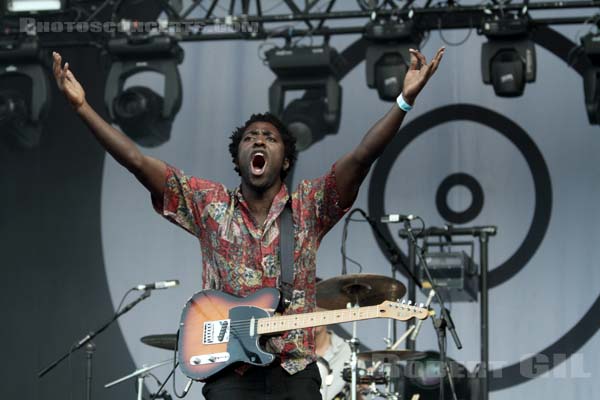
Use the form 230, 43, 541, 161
479, 233, 490, 400
406, 236, 417, 351
85, 341, 96, 400
137, 375, 144, 400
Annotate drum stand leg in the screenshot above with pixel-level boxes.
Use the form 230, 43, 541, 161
137, 374, 144, 400
349, 319, 360, 400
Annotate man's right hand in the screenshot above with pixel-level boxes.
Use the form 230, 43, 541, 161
51, 51, 166, 199
52, 51, 86, 110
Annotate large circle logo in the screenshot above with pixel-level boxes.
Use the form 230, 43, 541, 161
436, 172, 484, 224
367, 104, 552, 289
332, 26, 600, 390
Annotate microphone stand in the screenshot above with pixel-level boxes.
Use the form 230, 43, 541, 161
38, 290, 152, 400
403, 220, 461, 400
364, 213, 422, 347
363, 213, 421, 288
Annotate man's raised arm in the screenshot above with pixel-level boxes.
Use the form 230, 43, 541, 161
334, 47, 445, 210
52, 52, 166, 198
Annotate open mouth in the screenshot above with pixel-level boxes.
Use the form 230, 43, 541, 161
250, 152, 267, 176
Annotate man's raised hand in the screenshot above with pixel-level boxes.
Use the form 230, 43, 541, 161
401, 47, 445, 105
52, 51, 86, 110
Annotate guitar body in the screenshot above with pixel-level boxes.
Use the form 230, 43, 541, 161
177, 287, 427, 382
178, 288, 280, 381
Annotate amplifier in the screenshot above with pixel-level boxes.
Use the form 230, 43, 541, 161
418, 251, 478, 303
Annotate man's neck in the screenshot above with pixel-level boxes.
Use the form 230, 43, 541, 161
240, 180, 283, 226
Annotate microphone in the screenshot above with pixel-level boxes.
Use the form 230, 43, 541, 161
134, 280, 180, 291
380, 213, 416, 223
410, 289, 435, 341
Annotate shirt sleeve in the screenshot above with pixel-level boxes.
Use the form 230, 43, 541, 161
296, 163, 351, 242
151, 164, 226, 236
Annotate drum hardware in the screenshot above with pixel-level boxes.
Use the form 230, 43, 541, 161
105, 359, 173, 400
366, 326, 421, 400
404, 351, 471, 400
399, 220, 465, 400
141, 333, 178, 351
358, 350, 427, 364
317, 273, 417, 400
318, 274, 409, 400
348, 302, 361, 400
316, 274, 407, 310
342, 366, 388, 385
399, 225, 496, 400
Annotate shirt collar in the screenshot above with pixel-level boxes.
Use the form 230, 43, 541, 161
233, 183, 290, 229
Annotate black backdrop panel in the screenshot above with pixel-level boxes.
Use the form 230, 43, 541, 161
0, 46, 136, 400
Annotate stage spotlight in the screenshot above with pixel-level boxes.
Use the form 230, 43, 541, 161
580, 33, 600, 124
104, 35, 183, 147
281, 90, 339, 151
364, 19, 421, 102
0, 36, 50, 148
266, 44, 343, 151
4, 0, 64, 13
480, 15, 536, 97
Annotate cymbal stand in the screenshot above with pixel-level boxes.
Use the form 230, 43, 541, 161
376, 326, 415, 400
105, 359, 173, 400
347, 302, 360, 400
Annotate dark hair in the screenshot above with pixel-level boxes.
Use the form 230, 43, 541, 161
229, 112, 297, 179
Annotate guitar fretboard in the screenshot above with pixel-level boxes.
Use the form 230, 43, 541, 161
256, 305, 383, 334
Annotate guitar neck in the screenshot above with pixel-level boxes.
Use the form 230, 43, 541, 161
256, 305, 383, 335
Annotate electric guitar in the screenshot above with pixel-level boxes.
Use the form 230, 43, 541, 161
177, 288, 429, 381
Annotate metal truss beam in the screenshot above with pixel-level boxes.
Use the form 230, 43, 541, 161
0, 0, 599, 45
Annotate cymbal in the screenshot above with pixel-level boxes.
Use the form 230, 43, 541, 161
357, 350, 427, 363
141, 334, 177, 351
316, 274, 406, 309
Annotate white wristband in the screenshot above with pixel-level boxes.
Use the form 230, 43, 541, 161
396, 93, 413, 112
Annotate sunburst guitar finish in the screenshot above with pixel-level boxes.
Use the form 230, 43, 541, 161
178, 288, 428, 381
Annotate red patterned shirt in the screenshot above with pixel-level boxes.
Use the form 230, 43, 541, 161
152, 164, 348, 374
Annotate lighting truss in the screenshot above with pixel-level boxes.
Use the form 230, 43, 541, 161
0, 1, 599, 46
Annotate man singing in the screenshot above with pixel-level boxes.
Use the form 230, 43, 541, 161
52, 45, 443, 399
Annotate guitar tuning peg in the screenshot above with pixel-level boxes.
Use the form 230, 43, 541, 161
402, 299, 406, 304
419, 303, 424, 308
408, 300, 412, 305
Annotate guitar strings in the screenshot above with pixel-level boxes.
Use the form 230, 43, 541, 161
184, 309, 383, 328
181, 308, 418, 330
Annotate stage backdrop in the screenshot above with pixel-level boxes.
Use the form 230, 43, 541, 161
2, 10, 599, 400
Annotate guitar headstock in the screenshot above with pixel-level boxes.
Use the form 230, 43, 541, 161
380, 300, 429, 321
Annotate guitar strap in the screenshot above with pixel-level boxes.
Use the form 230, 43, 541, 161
279, 199, 294, 308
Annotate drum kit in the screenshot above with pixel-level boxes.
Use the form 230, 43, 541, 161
316, 274, 428, 400
104, 273, 430, 400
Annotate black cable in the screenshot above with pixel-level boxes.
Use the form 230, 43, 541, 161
150, 361, 179, 400
341, 208, 369, 274
437, 10, 473, 46
115, 288, 135, 313
171, 331, 193, 398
